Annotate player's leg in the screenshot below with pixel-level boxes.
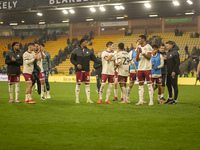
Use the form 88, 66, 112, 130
96, 73, 101, 94
40, 79, 45, 100
104, 75, 114, 104
45, 71, 51, 99
160, 74, 166, 101
34, 81, 38, 92
38, 72, 45, 100
165, 74, 173, 104
8, 83, 13, 102
75, 71, 82, 103
75, 83, 81, 103
156, 77, 162, 104
145, 70, 154, 106
8, 75, 14, 102
171, 75, 178, 104
26, 81, 35, 104
14, 75, 21, 103
84, 72, 93, 103
126, 81, 134, 102
113, 75, 118, 101
136, 71, 145, 105
97, 74, 107, 104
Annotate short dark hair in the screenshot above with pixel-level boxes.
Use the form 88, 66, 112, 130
80, 38, 87, 45
12, 42, 19, 48
40, 43, 45, 47
106, 41, 113, 48
166, 41, 175, 45
139, 35, 146, 41
28, 43, 35, 47
160, 43, 165, 47
118, 43, 124, 50
152, 44, 158, 49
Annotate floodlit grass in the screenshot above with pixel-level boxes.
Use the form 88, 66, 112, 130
0, 82, 200, 150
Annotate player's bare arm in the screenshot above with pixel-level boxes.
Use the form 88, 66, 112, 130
136, 49, 140, 62
142, 52, 151, 60
104, 55, 114, 61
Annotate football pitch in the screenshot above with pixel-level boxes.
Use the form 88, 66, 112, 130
0, 81, 200, 150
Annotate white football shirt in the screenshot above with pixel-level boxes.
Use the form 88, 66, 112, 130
36, 52, 44, 73
23, 51, 35, 74
117, 51, 130, 77
138, 44, 153, 71
101, 50, 116, 75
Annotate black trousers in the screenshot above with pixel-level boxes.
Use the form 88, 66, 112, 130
96, 74, 102, 92
166, 74, 178, 100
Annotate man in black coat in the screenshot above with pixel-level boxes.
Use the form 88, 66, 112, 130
164, 41, 180, 104
5, 42, 23, 103
70, 38, 102, 103
93, 52, 102, 94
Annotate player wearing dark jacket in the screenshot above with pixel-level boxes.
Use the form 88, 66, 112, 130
93, 52, 102, 94
165, 41, 180, 104
5, 42, 23, 103
70, 38, 102, 104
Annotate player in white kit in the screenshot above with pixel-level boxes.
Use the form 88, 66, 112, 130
23, 43, 38, 104
116, 43, 131, 103
97, 42, 120, 104
35, 43, 45, 100
136, 35, 154, 106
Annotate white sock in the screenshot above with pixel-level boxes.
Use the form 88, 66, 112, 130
161, 94, 164, 98
27, 94, 32, 100
31, 86, 34, 99
85, 84, 90, 100
41, 84, 44, 98
8, 84, 13, 100
105, 83, 113, 101
126, 86, 132, 99
25, 94, 28, 101
143, 88, 145, 100
114, 89, 118, 97
75, 84, 80, 101
15, 83, 19, 100
99, 83, 106, 99
139, 85, 144, 103
147, 84, 154, 103
121, 87, 126, 101
35, 83, 38, 90
158, 95, 161, 101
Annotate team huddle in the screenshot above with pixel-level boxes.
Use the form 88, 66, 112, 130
71, 35, 180, 105
5, 42, 51, 104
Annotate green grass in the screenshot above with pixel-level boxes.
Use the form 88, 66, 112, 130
0, 82, 200, 150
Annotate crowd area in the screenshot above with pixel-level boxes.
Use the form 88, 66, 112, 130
1, 30, 200, 77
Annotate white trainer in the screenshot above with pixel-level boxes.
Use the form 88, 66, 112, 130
87, 99, 94, 103
135, 102, 143, 105
46, 91, 51, 99
148, 102, 154, 106
41, 97, 46, 101
76, 100, 80, 103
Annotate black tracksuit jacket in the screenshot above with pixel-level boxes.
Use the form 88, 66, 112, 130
5, 49, 23, 75
70, 46, 102, 72
166, 45, 180, 75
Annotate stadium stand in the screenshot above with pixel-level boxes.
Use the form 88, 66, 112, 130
0, 36, 40, 67
56, 35, 122, 74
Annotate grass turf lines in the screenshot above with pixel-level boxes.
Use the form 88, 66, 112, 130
0, 82, 200, 150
